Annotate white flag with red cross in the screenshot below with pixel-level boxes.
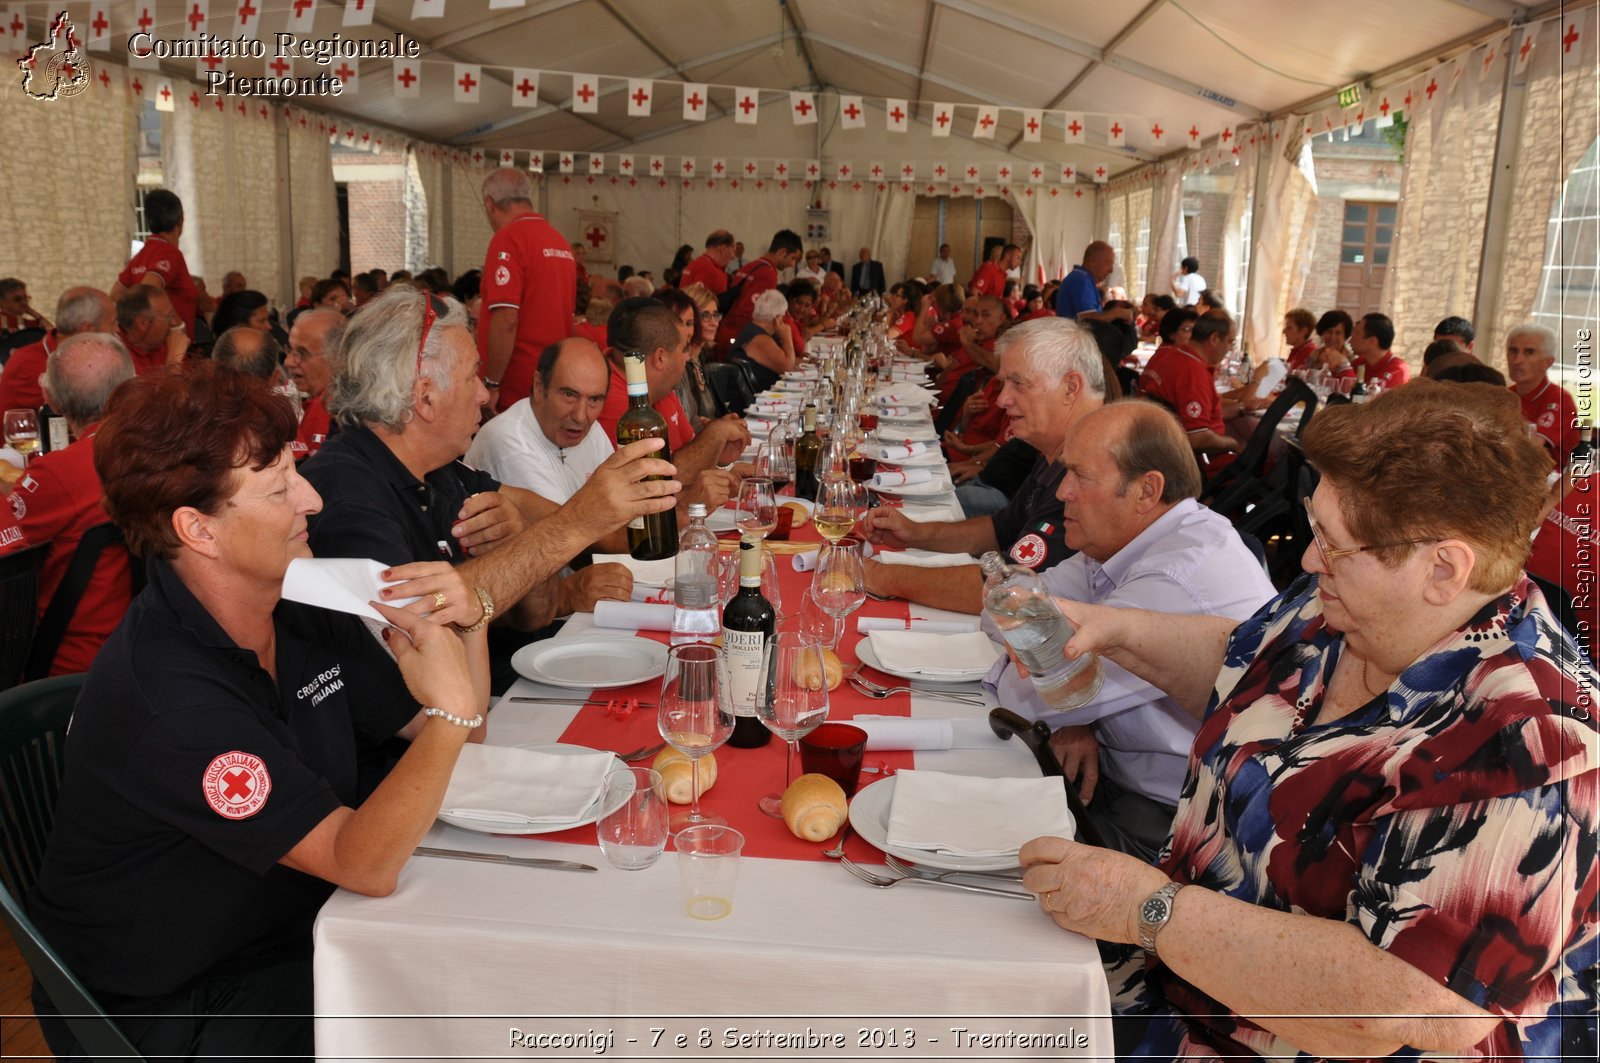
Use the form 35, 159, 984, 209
734, 88, 760, 125
930, 103, 953, 137
557, 153, 575, 173
1107, 117, 1128, 146
840, 95, 866, 129
1021, 110, 1043, 143
682, 83, 707, 121
648, 156, 665, 177
885, 99, 908, 132
329, 55, 357, 93
626, 78, 652, 117
393, 60, 421, 99
791, 92, 817, 125
709, 158, 728, 178
972, 105, 998, 138
679, 157, 696, 177
235, 0, 264, 39
1062, 112, 1085, 143
343, 0, 375, 25
153, 78, 175, 111
528, 154, 544, 174
500, 150, 515, 167
88, 3, 113, 52
285, 0, 316, 34
508, 68, 538, 107
571, 73, 598, 113
453, 64, 481, 103
589, 154, 605, 175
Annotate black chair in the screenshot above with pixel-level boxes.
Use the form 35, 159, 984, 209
1203, 377, 1319, 522
0, 543, 48, 691
0, 327, 46, 367
934, 369, 985, 436
704, 361, 756, 417
24, 523, 132, 684
0, 673, 83, 898
1113, 364, 1141, 400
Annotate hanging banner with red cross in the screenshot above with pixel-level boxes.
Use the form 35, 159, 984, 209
578, 209, 616, 267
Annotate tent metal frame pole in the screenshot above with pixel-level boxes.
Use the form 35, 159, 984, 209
1472, 22, 1534, 333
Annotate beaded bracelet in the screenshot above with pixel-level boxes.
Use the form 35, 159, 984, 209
423, 706, 484, 729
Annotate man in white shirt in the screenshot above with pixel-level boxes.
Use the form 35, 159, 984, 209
983, 401, 1274, 860
929, 243, 956, 286
1170, 256, 1206, 306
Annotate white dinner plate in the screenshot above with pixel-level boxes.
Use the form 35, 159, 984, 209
511, 636, 669, 689
872, 478, 952, 498
847, 776, 1024, 872
436, 743, 629, 835
705, 507, 740, 533
855, 640, 992, 685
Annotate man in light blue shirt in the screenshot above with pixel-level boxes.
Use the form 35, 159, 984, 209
983, 401, 1275, 860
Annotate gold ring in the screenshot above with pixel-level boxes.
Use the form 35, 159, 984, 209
433, 591, 448, 610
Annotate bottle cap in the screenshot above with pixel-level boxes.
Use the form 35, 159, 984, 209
622, 351, 649, 394
688, 502, 707, 518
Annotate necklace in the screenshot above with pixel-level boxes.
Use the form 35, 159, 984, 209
1359, 656, 1386, 699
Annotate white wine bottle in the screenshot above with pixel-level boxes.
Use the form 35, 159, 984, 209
615, 351, 678, 560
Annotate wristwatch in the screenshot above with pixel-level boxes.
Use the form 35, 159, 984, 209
1137, 881, 1185, 956
454, 585, 495, 633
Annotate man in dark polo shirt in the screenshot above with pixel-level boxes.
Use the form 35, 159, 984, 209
302, 287, 680, 686
857, 317, 1107, 613
28, 363, 488, 1060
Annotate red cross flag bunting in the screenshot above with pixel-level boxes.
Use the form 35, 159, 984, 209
931, 161, 947, 180
558, 154, 574, 173
886, 98, 908, 133
393, 60, 421, 99
1061, 164, 1075, 182
528, 153, 543, 174
930, 103, 953, 137
1093, 165, 1108, 184
804, 158, 821, 179
1107, 117, 1127, 146
774, 160, 788, 177
343, 0, 374, 25
996, 163, 1012, 182
1149, 120, 1166, 145
1028, 164, 1044, 185
89, 3, 112, 51
734, 87, 759, 125
900, 161, 915, 179
1478, 33, 1505, 83
267, 53, 293, 79
196, 44, 225, 81
791, 91, 817, 125
571, 73, 599, 113
589, 154, 605, 176
624, 77, 652, 117
285, 0, 315, 33
500, 150, 515, 167
680, 157, 696, 177
868, 161, 884, 179
453, 63, 481, 104
682, 82, 707, 121
619, 156, 634, 175
1062, 112, 1084, 143
649, 155, 665, 176
710, 158, 726, 177
154, 78, 175, 112
840, 95, 866, 129
743, 160, 757, 177
331, 57, 357, 94
1022, 109, 1042, 143
972, 104, 998, 139
411, 0, 445, 19
836, 161, 853, 179
1514, 26, 1536, 75
183, 1, 210, 39
235, 0, 262, 39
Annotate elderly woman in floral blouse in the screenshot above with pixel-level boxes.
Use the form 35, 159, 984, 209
1023, 380, 1596, 1060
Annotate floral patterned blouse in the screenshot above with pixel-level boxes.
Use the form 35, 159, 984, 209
1117, 574, 1598, 1060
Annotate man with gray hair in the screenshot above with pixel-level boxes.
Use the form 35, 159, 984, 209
477, 167, 578, 413
9, 332, 137, 676
303, 288, 678, 689
857, 317, 1108, 613
0, 286, 115, 411
1506, 323, 1578, 465
285, 308, 346, 461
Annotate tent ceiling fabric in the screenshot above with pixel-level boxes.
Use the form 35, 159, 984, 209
110, 0, 1507, 176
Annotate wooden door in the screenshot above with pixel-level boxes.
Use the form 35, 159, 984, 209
1336, 201, 1395, 316
906, 196, 943, 284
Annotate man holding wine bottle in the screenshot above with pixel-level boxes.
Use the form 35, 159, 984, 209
859, 317, 1106, 613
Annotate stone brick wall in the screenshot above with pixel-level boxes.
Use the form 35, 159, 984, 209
1299, 147, 1402, 317
335, 151, 409, 276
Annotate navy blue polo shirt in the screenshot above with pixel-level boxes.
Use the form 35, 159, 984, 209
990, 454, 1073, 572
27, 556, 417, 1000
301, 423, 500, 566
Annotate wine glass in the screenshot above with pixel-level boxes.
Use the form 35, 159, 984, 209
657, 644, 735, 832
4, 408, 39, 464
755, 631, 830, 817
811, 539, 866, 649
814, 478, 866, 549
735, 477, 777, 541
757, 438, 795, 496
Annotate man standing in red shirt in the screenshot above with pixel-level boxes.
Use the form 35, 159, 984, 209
285, 308, 346, 462
716, 229, 803, 354
1506, 322, 1580, 466
0, 287, 114, 412
114, 287, 190, 374
680, 231, 736, 296
111, 190, 200, 337
11, 333, 136, 675
1350, 312, 1410, 389
1140, 311, 1241, 463
968, 244, 1020, 297
477, 168, 578, 414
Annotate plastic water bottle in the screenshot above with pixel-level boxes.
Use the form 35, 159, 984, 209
978, 552, 1104, 711
671, 504, 721, 646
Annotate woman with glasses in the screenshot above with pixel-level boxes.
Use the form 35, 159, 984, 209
1017, 381, 1596, 1060
659, 286, 718, 425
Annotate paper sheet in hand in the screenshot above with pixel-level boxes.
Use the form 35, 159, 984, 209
282, 558, 419, 622
886, 769, 1073, 857
441, 743, 616, 825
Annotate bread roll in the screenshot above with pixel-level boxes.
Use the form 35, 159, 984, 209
781, 773, 848, 841
795, 647, 844, 691
780, 500, 810, 527
652, 746, 718, 804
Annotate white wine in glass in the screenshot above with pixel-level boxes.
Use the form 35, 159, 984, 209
657, 644, 735, 832
814, 478, 865, 545
4, 408, 39, 461
735, 477, 777, 540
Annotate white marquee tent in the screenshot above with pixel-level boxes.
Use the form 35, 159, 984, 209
1, 0, 1596, 362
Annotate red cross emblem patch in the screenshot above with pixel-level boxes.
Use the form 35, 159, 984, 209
493, 265, 511, 287
1539, 411, 1556, 428
1010, 533, 1048, 569
203, 751, 272, 819
1184, 401, 1203, 420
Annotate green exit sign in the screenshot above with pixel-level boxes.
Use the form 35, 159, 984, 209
1338, 84, 1362, 109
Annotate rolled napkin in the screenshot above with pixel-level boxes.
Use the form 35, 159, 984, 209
748, 401, 795, 415
860, 440, 928, 462
867, 468, 933, 490
792, 541, 876, 571
876, 389, 935, 407
867, 630, 1000, 676
875, 549, 975, 570
440, 743, 616, 825
283, 557, 419, 622
878, 405, 917, 418
630, 584, 674, 603
594, 600, 675, 631
592, 553, 676, 589
886, 769, 1074, 858
852, 715, 997, 751
857, 615, 980, 633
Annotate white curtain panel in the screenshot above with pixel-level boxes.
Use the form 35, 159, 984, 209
409, 148, 446, 272
868, 187, 915, 289
450, 162, 495, 277
1245, 128, 1319, 361
164, 101, 283, 301
1218, 146, 1258, 316
1123, 186, 1153, 298
286, 118, 339, 304
1100, 192, 1127, 289
1016, 189, 1094, 286
0, 69, 137, 305
1385, 58, 1503, 365
1491, 18, 1600, 356
1145, 168, 1184, 304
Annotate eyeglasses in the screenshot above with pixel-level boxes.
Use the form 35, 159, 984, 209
1302, 497, 1435, 564
416, 293, 448, 376
699, 310, 722, 322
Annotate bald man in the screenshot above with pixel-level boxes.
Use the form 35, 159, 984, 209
285, 308, 345, 461
1055, 241, 1131, 324
0, 286, 115, 412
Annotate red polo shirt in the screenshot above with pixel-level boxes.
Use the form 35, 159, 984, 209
1140, 345, 1225, 435
0, 310, 47, 337
967, 261, 1006, 297
1286, 339, 1316, 372
597, 361, 693, 453
1517, 378, 1581, 467
681, 253, 729, 295
10, 428, 131, 676
118, 235, 199, 336
114, 326, 176, 375
290, 394, 331, 462
477, 211, 578, 412
0, 505, 27, 554
715, 259, 779, 351
1352, 350, 1410, 389
0, 330, 55, 411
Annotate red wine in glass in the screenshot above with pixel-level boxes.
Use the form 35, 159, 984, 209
859, 413, 879, 432
848, 455, 877, 483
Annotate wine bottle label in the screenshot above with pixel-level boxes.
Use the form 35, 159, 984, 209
722, 629, 766, 717
628, 516, 645, 530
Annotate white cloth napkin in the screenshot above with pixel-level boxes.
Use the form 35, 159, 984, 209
853, 715, 997, 751
594, 600, 675, 631
592, 553, 676, 589
876, 549, 973, 569
857, 615, 980, 634
868, 630, 999, 676
868, 468, 933, 490
877, 389, 934, 407
861, 441, 928, 461
440, 743, 617, 825
792, 541, 876, 571
886, 769, 1074, 858
282, 558, 419, 622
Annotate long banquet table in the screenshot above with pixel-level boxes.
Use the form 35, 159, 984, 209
312, 363, 1112, 1060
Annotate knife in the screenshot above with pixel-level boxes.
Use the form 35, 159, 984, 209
508, 696, 657, 707
413, 846, 597, 872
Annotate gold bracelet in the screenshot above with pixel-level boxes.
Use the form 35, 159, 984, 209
454, 585, 495, 633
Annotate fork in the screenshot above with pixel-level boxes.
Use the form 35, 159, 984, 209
837, 855, 1032, 900
847, 676, 987, 705
883, 854, 1026, 884
618, 741, 666, 762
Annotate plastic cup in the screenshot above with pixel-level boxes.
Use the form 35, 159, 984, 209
596, 767, 669, 870
675, 824, 744, 920
799, 723, 868, 797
